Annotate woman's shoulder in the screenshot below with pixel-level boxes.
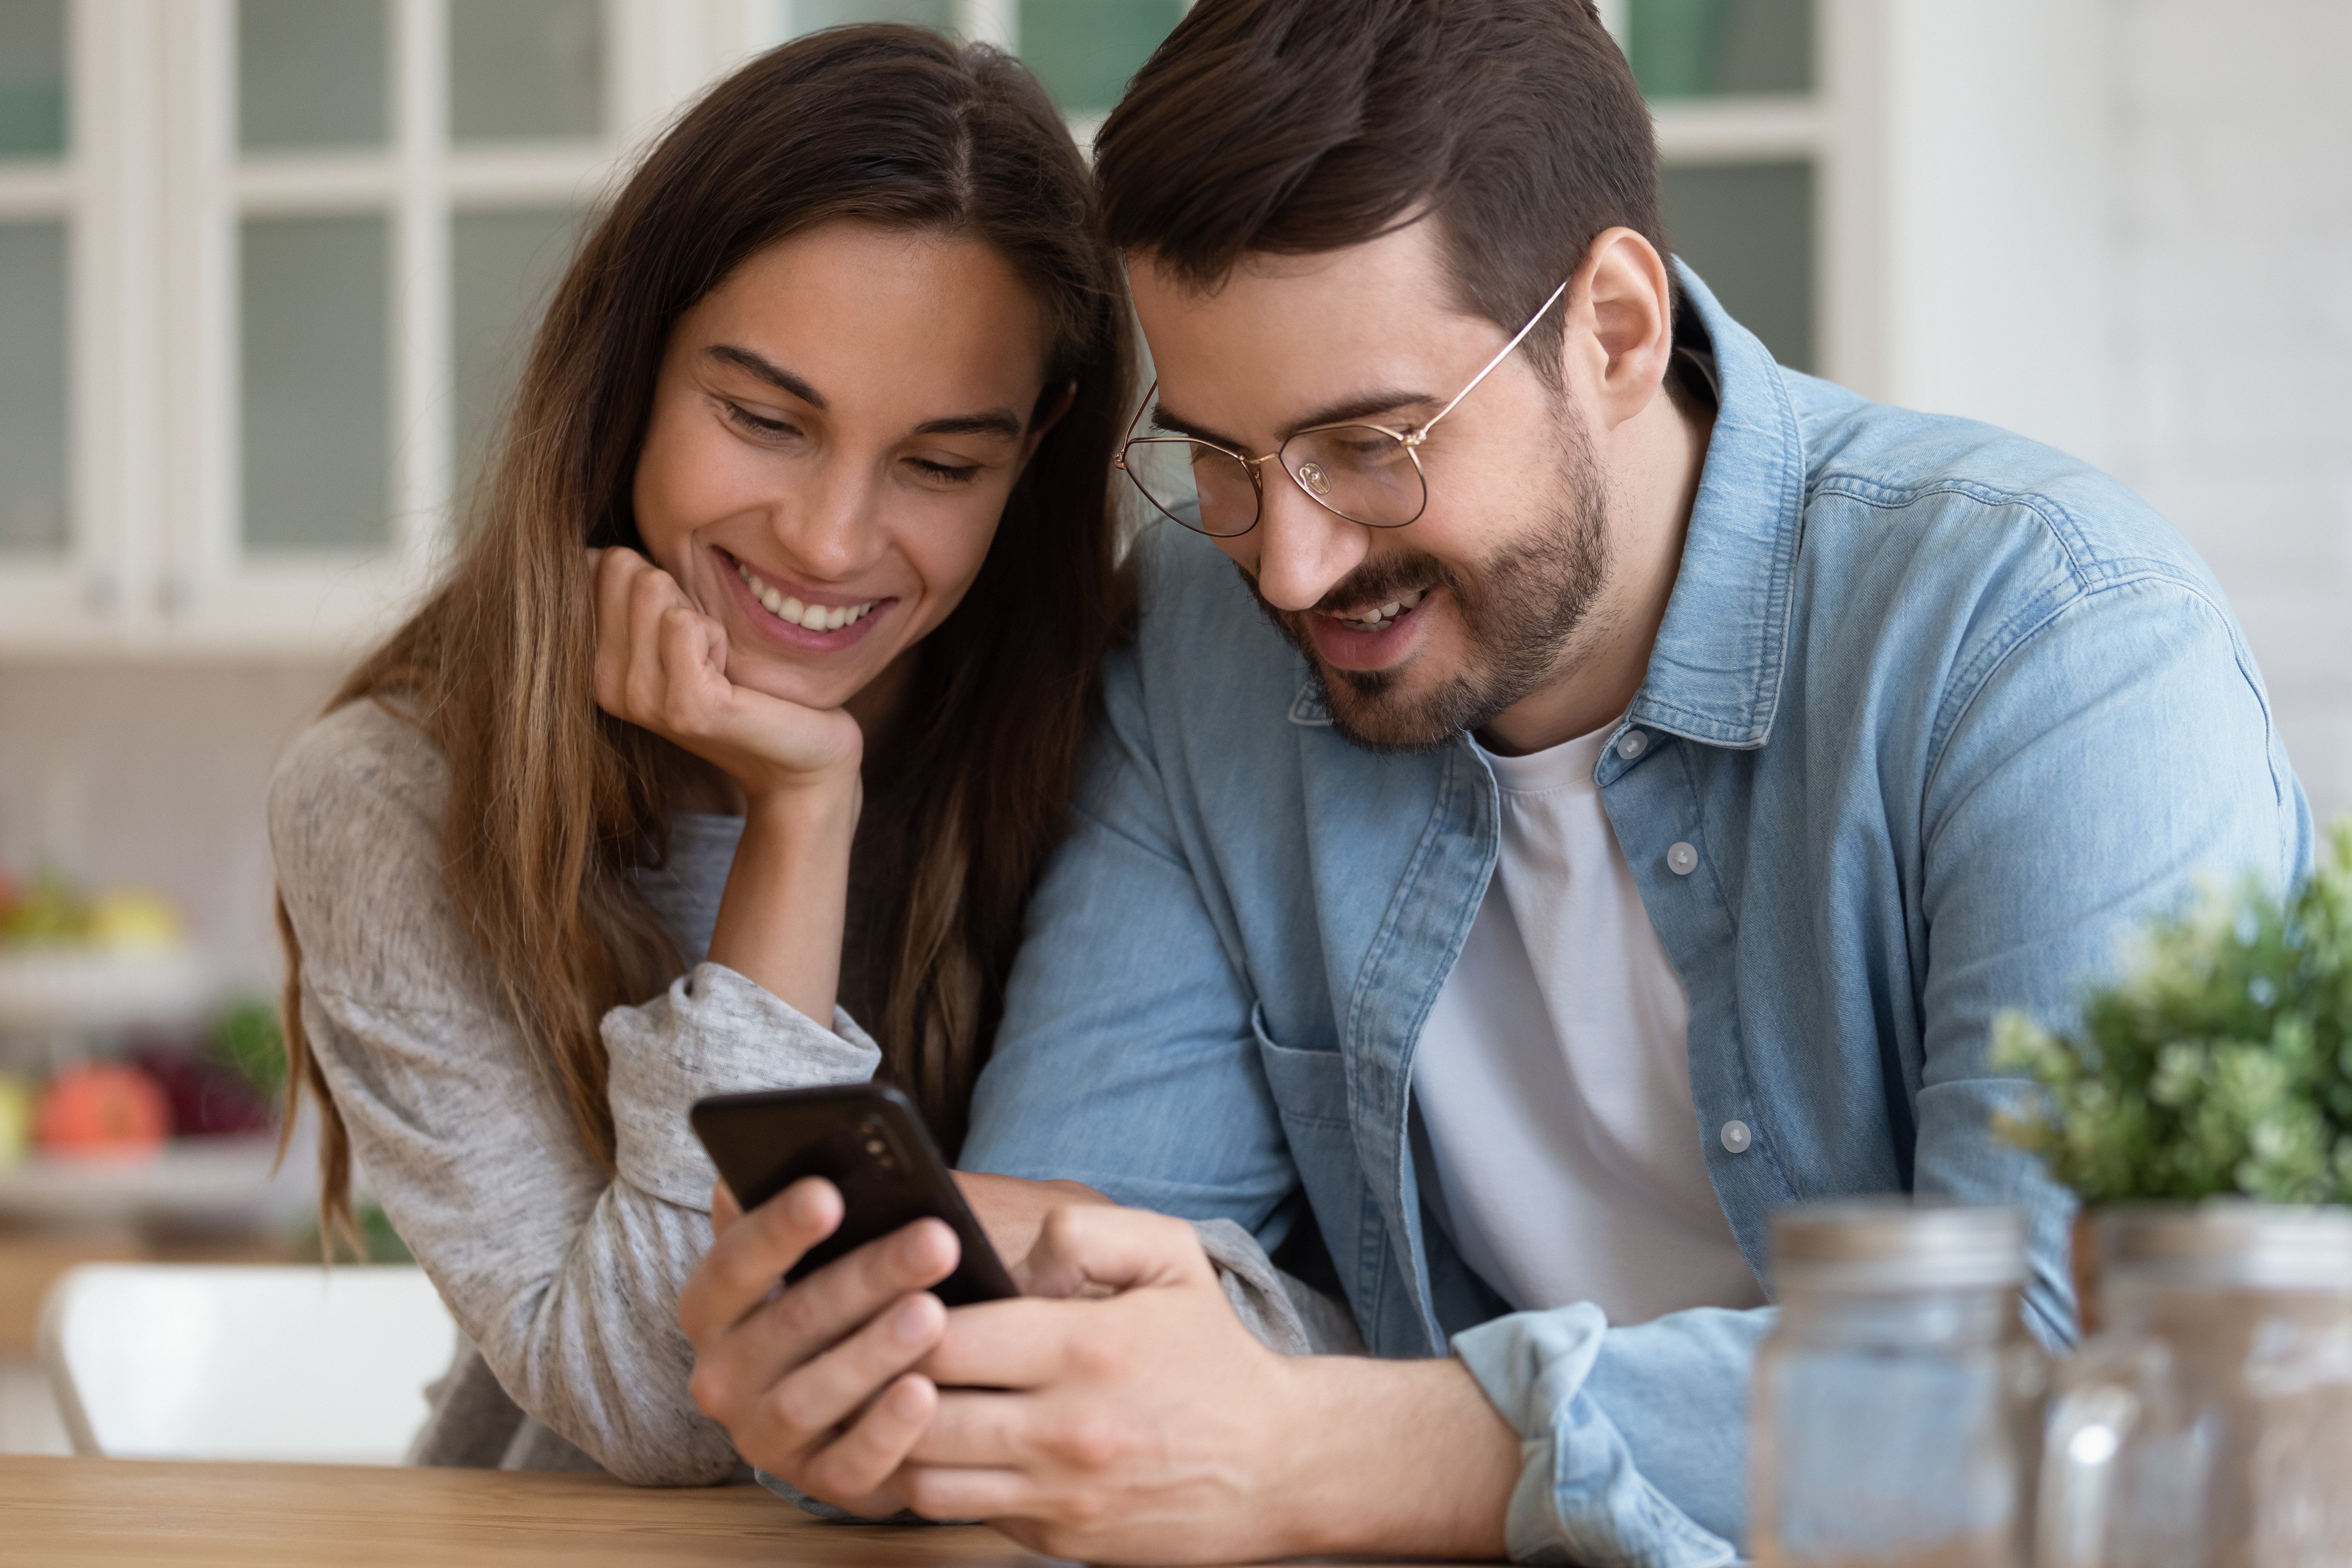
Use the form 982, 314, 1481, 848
268, 696, 450, 889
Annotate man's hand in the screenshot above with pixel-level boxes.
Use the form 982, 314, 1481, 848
951, 1171, 1113, 1272
679, 1177, 958, 1516
890, 1207, 1521, 1564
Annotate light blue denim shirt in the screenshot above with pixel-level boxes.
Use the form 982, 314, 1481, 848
961, 266, 2313, 1564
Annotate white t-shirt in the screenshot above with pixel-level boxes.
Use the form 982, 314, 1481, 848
1411, 722, 1766, 1325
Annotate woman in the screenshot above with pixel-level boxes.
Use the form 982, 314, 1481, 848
267, 26, 1130, 1482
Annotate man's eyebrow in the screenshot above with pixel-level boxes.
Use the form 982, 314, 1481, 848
705, 346, 1022, 440
1150, 387, 1438, 451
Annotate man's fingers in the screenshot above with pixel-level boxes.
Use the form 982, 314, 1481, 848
1016, 1205, 1214, 1300
676, 1177, 841, 1342
710, 1180, 742, 1237
735, 1218, 960, 1367
915, 1298, 1088, 1390
892, 1463, 1031, 1526
802, 1373, 940, 1505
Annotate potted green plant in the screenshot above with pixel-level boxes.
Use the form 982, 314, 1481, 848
1994, 823, 2352, 1318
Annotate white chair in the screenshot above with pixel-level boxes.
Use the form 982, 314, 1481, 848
37, 1263, 458, 1464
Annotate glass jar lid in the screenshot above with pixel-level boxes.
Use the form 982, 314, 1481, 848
1771, 1198, 2026, 1293
2095, 1202, 2352, 1291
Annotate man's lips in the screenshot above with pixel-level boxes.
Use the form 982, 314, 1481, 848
1305, 587, 1437, 672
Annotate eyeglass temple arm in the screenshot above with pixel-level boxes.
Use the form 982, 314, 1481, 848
1411, 276, 1575, 443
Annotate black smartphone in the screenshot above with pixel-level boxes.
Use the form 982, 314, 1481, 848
689, 1082, 1019, 1306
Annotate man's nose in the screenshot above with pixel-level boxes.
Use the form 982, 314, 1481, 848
1242, 471, 1370, 613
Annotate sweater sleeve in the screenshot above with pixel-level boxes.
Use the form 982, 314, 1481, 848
270, 701, 880, 1484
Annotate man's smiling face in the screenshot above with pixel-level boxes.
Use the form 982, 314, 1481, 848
1128, 220, 1616, 754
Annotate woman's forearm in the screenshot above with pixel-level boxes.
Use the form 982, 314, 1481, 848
706, 778, 862, 1025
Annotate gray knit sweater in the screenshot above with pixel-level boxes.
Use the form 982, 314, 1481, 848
268, 699, 1353, 1484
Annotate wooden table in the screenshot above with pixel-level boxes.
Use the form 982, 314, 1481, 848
0, 1454, 1476, 1566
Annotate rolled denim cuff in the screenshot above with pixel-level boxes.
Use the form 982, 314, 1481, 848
1452, 1307, 1739, 1568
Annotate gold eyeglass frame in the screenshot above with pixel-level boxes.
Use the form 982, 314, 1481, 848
1114, 275, 1574, 538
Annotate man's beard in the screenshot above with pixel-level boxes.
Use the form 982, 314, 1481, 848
1247, 433, 1612, 756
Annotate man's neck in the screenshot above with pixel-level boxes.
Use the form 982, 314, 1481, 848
1475, 380, 1713, 758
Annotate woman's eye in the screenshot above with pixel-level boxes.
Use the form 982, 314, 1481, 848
908, 458, 984, 486
722, 401, 799, 441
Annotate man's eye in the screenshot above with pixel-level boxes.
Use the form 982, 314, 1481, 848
910, 458, 983, 485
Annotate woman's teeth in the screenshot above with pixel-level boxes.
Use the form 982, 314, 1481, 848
736, 560, 876, 633
1346, 587, 1428, 633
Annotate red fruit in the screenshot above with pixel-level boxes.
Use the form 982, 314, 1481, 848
36, 1064, 171, 1159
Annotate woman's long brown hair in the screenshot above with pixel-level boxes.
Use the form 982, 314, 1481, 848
275, 26, 1134, 1243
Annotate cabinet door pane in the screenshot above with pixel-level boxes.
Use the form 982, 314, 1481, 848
0, 0, 65, 159
791, 1, 955, 32
1663, 161, 1814, 372
450, 0, 604, 144
1630, 0, 1812, 99
452, 206, 582, 509
0, 218, 67, 552
1019, 0, 1183, 115
238, 0, 390, 151
241, 215, 390, 552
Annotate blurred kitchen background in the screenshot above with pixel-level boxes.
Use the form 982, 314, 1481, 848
0, 0, 2344, 1449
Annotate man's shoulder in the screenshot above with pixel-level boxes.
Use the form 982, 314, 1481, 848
1120, 521, 1318, 720
1785, 374, 2214, 599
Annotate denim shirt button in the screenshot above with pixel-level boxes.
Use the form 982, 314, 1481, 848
1615, 729, 1648, 760
1720, 1119, 1752, 1154
1667, 841, 1699, 875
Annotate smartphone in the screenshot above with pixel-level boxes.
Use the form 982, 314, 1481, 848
689, 1082, 1019, 1305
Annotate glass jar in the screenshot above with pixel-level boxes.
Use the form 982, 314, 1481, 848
2037, 1204, 2352, 1568
1751, 1201, 2046, 1568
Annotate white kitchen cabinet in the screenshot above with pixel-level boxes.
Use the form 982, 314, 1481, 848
0, 0, 778, 660
0, 0, 2112, 660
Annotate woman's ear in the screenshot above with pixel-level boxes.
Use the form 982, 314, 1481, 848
1022, 379, 1079, 462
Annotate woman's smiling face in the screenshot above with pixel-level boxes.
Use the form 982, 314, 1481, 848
630, 221, 1054, 713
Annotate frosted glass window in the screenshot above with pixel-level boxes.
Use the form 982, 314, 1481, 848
792, 1, 956, 32
0, 220, 67, 552
1019, 0, 1183, 115
241, 215, 390, 552
0, 0, 65, 159
452, 206, 582, 506
238, 0, 390, 151
1630, 0, 1812, 99
1662, 161, 1814, 372
450, 0, 604, 144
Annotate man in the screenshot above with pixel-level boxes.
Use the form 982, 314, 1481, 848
678, 2, 2311, 1561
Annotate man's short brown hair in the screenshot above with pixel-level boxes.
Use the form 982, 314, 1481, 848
1094, 0, 1665, 380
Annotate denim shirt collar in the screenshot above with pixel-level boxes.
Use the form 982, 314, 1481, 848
1628, 261, 1808, 750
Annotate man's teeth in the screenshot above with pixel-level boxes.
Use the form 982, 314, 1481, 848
1347, 587, 1428, 632
736, 561, 876, 633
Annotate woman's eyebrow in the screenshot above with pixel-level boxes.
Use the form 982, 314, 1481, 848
703, 344, 1022, 440
706, 345, 825, 407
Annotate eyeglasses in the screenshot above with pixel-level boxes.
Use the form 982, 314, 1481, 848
1114, 276, 1572, 539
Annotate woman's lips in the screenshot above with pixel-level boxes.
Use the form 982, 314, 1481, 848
719, 552, 893, 653
1307, 588, 1435, 672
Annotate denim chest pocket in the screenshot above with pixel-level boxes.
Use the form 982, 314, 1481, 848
1250, 1004, 1378, 1324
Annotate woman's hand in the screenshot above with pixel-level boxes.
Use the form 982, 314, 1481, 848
591, 546, 859, 1021
590, 546, 863, 805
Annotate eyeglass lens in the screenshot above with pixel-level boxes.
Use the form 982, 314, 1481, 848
1121, 426, 1427, 537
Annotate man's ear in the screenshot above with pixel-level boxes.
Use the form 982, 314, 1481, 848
1023, 379, 1079, 461
1564, 228, 1676, 431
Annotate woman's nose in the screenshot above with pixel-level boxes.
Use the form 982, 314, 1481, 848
766, 462, 880, 580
